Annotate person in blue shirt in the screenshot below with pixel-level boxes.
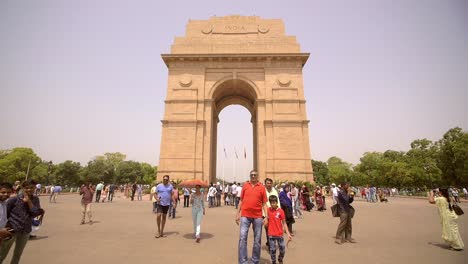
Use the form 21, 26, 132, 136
0, 180, 43, 264
153, 175, 175, 238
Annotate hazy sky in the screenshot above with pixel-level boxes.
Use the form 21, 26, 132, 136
1, 1, 467, 182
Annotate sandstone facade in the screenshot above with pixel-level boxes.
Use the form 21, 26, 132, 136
158, 15, 314, 183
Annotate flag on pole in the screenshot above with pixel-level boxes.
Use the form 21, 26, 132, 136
234, 147, 239, 159
224, 146, 228, 158
244, 146, 246, 159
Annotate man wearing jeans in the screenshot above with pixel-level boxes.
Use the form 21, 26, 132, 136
235, 170, 268, 264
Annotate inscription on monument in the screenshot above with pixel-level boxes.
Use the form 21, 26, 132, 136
212, 24, 258, 34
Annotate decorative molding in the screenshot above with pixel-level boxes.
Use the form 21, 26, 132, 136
277, 74, 291, 86
179, 74, 193, 87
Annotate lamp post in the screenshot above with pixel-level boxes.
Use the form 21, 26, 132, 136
47, 161, 53, 185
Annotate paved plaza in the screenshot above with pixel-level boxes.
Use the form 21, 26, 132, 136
7, 194, 467, 264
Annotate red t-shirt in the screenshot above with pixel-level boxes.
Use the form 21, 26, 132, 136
240, 181, 267, 218
267, 207, 285, 237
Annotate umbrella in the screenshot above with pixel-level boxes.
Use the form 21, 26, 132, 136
178, 179, 209, 188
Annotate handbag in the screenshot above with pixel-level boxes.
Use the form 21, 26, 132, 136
331, 204, 340, 217
453, 203, 464, 216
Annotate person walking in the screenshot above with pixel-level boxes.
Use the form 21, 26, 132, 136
150, 183, 158, 213
236, 170, 268, 264
215, 182, 222, 207
451, 188, 460, 203
101, 185, 108, 203
264, 178, 280, 248
231, 182, 238, 206
80, 183, 94, 225
137, 184, 143, 201
331, 183, 339, 205
315, 186, 325, 212
208, 184, 217, 208
183, 187, 190, 207
335, 182, 356, 244
107, 184, 115, 202
300, 185, 312, 211
131, 182, 137, 201
154, 175, 175, 238
0, 180, 43, 264
169, 183, 179, 219
95, 181, 104, 203
463, 187, 468, 200
0, 183, 13, 242
428, 188, 464, 250
266, 195, 292, 264
190, 184, 205, 243
235, 184, 242, 209
279, 184, 295, 235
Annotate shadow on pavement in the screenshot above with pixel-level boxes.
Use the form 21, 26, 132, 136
428, 241, 451, 250
29, 236, 49, 241
182, 232, 214, 240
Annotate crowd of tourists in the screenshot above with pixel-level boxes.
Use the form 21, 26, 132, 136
1, 175, 466, 264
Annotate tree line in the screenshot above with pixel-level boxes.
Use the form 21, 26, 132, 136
1, 127, 466, 188
0, 151, 157, 187
313, 127, 467, 188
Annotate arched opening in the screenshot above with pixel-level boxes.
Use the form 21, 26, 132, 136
210, 79, 258, 184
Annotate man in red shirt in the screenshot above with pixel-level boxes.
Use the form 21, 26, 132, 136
235, 170, 268, 264
266, 195, 292, 264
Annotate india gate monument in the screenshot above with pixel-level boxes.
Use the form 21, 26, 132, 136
158, 15, 314, 183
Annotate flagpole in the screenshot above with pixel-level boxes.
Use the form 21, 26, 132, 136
233, 152, 236, 183
222, 152, 225, 187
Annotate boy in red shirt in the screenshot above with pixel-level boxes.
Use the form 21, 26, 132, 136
265, 195, 292, 264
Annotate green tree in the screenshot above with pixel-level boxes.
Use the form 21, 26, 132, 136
80, 158, 111, 184
116, 161, 143, 183
327, 156, 352, 185
405, 138, 441, 188
141, 163, 157, 184
437, 127, 468, 186
0, 147, 42, 182
54, 160, 82, 186
312, 160, 329, 186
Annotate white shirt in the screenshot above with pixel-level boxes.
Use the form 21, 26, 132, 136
231, 184, 238, 195
224, 186, 230, 193
0, 200, 7, 229
332, 187, 338, 197
150, 186, 157, 202
236, 186, 242, 198
208, 187, 217, 197
463, 188, 468, 194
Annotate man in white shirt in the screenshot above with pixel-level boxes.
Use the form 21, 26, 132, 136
235, 184, 242, 209
463, 187, 468, 200
231, 182, 238, 206
208, 184, 217, 208
150, 184, 158, 213
224, 185, 230, 205
331, 183, 339, 205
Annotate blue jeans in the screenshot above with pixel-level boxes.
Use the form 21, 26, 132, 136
268, 236, 286, 264
238, 217, 263, 264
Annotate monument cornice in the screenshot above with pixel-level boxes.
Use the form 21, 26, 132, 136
161, 53, 310, 67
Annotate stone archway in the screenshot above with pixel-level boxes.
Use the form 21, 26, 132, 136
210, 78, 258, 183
158, 16, 314, 183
